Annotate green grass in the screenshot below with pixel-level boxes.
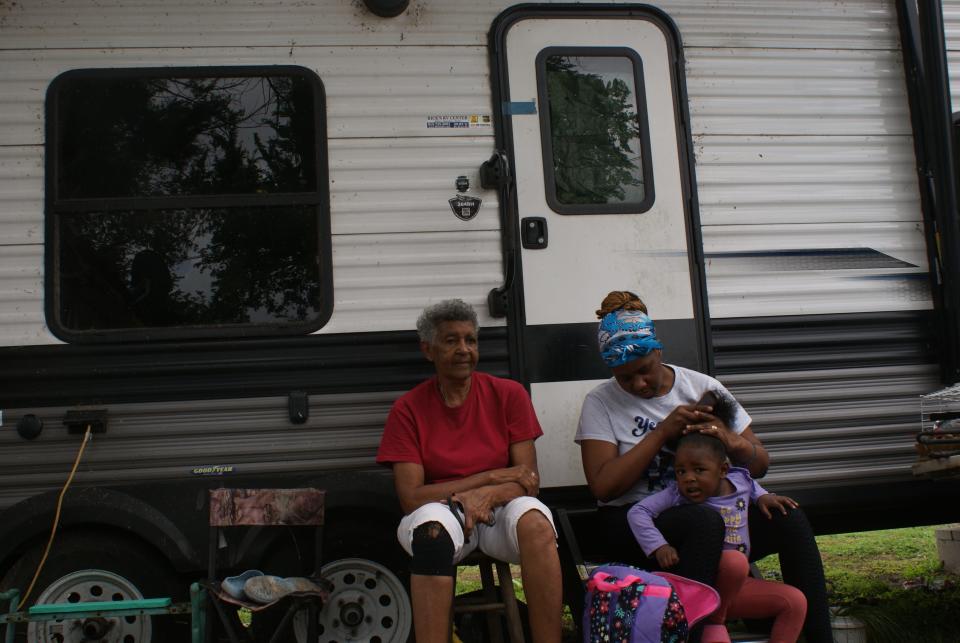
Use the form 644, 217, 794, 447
457, 525, 960, 642
755, 525, 955, 604
755, 524, 960, 643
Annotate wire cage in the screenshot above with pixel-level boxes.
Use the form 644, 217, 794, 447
915, 383, 960, 476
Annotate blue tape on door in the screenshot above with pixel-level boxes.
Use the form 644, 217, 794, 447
503, 101, 537, 115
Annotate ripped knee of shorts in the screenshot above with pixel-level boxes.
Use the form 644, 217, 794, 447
410, 521, 456, 577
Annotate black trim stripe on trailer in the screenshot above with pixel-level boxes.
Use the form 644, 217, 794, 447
1, 311, 936, 409
711, 310, 938, 374
522, 311, 937, 384
704, 247, 919, 270
0, 328, 509, 408
523, 318, 702, 384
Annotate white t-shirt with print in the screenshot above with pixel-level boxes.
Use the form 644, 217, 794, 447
575, 364, 751, 506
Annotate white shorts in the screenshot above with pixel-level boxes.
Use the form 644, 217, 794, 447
397, 496, 557, 565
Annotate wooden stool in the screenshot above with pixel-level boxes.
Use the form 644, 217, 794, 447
453, 551, 525, 643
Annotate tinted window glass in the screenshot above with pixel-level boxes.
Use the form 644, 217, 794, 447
56, 207, 321, 330
57, 76, 317, 198
46, 67, 331, 341
541, 53, 650, 210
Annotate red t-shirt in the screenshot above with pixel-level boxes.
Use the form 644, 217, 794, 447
376, 371, 543, 483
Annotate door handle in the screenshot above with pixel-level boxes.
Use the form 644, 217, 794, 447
521, 217, 548, 249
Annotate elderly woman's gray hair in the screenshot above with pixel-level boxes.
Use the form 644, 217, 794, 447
416, 299, 478, 343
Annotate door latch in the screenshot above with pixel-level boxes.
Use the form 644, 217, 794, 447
520, 217, 548, 249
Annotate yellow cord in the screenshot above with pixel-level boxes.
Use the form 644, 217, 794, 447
17, 425, 93, 610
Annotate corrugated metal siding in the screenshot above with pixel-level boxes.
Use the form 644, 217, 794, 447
324, 231, 502, 334
0, 146, 41, 247
712, 312, 939, 490
712, 311, 936, 374
723, 363, 940, 489
0, 393, 394, 510
0, 1, 927, 345
688, 6, 934, 498
0, 245, 44, 346
944, 1, 960, 104
695, 136, 921, 226
0, 0, 900, 50
0, 0, 942, 509
688, 48, 930, 320
698, 136, 927, 317
0, 46, 492, 146
0, 44, 501, 343
0, 228, 503, 344
0, 326, 511, 407
1, 138, 501, 342
329, 138, 498, 236
686, 48, 912, 136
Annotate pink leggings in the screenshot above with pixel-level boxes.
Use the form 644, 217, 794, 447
710, 550, 807, 643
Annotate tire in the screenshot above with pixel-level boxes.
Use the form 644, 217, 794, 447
281, 511, 412, 643
294, 557, 412, 643
0, 529, 186, 643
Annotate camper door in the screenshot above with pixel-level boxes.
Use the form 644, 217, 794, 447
494, 8, 707, 488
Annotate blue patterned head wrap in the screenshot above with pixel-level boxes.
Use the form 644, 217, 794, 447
598, 309, 663, 367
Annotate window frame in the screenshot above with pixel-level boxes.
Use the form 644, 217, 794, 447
44, 65, 333, 343
535, 46, 655, 215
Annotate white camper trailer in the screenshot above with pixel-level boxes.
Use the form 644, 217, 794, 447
1, 0, 960, 640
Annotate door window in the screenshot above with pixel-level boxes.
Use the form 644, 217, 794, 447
536, 47, 654, 214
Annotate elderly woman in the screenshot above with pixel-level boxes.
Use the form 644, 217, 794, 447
376, 299, 561, 643
576, 290, 831, 643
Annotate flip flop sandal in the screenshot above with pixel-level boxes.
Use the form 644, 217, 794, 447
243, 575, 326, 604
221, 569, 264, 600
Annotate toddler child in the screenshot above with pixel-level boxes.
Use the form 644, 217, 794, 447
627, 430, 807, 643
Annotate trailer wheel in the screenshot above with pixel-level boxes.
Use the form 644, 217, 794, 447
294, 557, 412, 643
0, 530, 184, 643
283, 510, 412, 642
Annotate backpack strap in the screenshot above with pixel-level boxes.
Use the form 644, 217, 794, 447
587, 572, 673, 596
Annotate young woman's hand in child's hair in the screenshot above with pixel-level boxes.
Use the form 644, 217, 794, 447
657, 404, 713, 446
756, 493, 799, 519
653, 544, 680, 568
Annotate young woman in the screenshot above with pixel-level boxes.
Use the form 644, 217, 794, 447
575, 290, 831, 643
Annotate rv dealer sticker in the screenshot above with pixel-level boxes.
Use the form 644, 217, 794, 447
427, 114, 491, 129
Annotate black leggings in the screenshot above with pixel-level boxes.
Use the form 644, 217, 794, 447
599, 503, 832, 643
598, 503, 724, 584
748, 507, 832, 643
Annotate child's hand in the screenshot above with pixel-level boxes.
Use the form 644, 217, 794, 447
757, 493, 799, 519
653, 544, 679, 568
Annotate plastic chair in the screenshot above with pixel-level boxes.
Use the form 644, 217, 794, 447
199, 488, 328, 643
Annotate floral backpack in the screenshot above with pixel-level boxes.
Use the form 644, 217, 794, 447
583, 564, 720, 643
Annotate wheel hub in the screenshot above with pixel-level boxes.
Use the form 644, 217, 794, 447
29, 569, 152, 643
294, 558, 411, 643
339, 600, 365, 627
80, 617, 112, 639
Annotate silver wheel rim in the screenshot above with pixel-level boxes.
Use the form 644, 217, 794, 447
294, 557, 411, 643
28, 569, 151, 643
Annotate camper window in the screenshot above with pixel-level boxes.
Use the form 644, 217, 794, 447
536, 47, 654, 215
44, 66, 332, 342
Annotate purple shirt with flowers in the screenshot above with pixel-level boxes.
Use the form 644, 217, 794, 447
627, 467, 768, 558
